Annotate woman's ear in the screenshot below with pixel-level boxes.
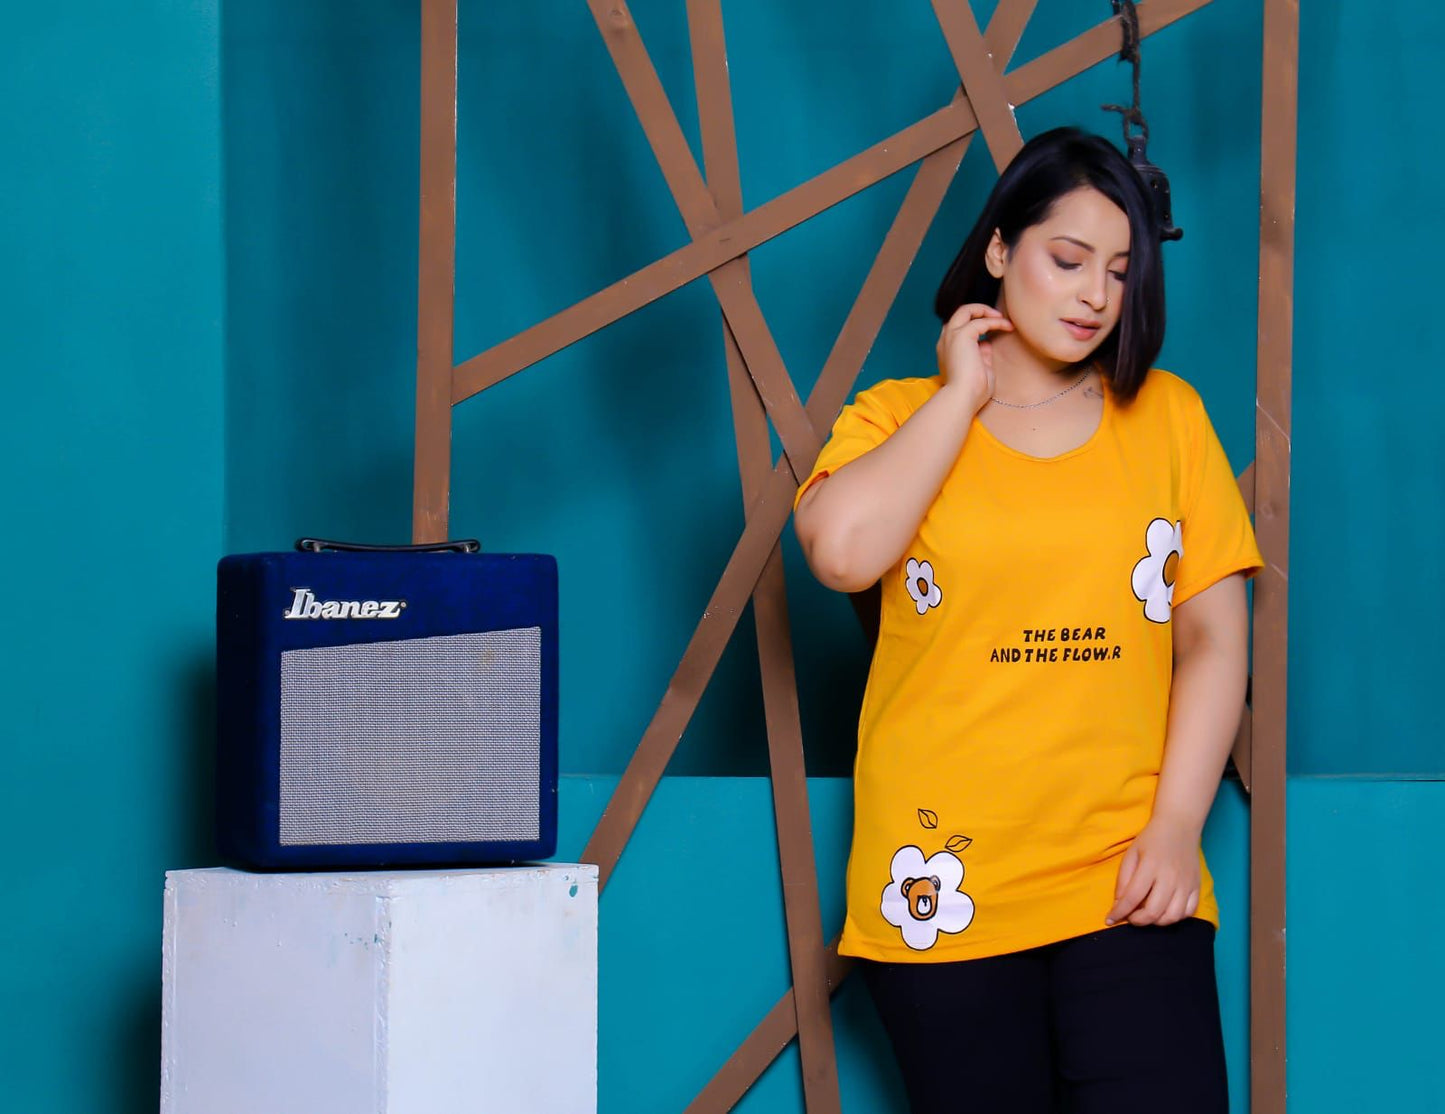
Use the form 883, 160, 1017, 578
985, 229, 1008, 279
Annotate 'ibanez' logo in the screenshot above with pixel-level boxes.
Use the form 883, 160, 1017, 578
283, 587, 407, 620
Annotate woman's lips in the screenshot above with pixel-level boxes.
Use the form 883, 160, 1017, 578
1062, 319, 1101, 340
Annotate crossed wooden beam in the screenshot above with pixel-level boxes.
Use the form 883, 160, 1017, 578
411, 2, 1296, 1110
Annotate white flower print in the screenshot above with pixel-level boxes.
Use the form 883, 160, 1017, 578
880, 845, 975, 951
904, 558, 942, 616
1131, 518, 1184, 624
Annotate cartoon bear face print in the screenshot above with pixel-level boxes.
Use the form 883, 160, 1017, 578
900, 875, 943, 921
883, 845, 974, 949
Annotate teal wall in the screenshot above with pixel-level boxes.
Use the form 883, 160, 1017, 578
4, 0, 1443, 1110
1291, 2, 1445, 775
0, 3, 224, 1111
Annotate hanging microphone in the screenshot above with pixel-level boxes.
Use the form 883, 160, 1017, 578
1102, 0, 1183, 242
1126, 133, 1184, 242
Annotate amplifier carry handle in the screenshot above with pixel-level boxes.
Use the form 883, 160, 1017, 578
295, 537, 481, 555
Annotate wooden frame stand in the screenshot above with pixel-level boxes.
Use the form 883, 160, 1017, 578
412, 2, 1296, 1109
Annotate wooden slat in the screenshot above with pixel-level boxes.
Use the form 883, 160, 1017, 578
685, 941, 855, 1114
689, 2, 840, 1109
678, 5, 1039, 1104
1252, 0, 1298, 1109
412, 0, 458, 544
1011, 0, 1213, 108
930, 0, 1026, 171
585, 0, 819, 482
451, 0, 1215, 405
986, 0, 1042, 61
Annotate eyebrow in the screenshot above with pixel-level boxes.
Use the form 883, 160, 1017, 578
1050, 235, 1130, 259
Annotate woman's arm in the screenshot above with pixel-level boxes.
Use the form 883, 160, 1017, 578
795, 383, 979, 591
794, 304, 1007, 592
1105, 573, 1250, 926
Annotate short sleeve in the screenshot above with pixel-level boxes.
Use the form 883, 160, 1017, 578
792, 380, 922, 511
1172, 391, 1265, 607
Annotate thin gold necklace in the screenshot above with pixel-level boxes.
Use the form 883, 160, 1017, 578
989, 369, 1092, 410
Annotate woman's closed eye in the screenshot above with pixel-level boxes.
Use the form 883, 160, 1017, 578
1053, 255, 1128, 284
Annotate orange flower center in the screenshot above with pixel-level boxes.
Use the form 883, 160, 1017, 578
1163, 550, 1179, 587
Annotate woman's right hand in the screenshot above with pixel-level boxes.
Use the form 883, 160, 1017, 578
936, 303, 1012, 414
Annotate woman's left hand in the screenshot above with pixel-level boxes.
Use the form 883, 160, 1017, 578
1105, 816, 1202, 927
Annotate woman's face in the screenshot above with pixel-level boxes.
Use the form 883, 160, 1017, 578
986, 186, 1131, 367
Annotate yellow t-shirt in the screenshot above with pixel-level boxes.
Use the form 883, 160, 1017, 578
797, 369, 1263, 962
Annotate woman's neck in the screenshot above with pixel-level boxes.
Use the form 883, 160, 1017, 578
985, 330, 1079, 405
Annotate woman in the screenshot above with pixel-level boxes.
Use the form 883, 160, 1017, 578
793, 127, 1260, 1113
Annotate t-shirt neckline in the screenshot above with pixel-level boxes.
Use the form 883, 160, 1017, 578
971, 374, 1114, 464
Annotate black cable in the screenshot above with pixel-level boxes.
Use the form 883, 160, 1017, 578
1101, 0, 1149, 146
1099, 0, 1182, 241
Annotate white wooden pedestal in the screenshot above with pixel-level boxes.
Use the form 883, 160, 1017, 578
161, 865, 598, 1114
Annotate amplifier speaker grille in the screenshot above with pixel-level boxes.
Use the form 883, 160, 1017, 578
277, 628, 542, 846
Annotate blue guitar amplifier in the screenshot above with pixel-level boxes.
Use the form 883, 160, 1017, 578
216, 539, 557, 869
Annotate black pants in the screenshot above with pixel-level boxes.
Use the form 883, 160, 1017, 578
859, 918, 1228, 1114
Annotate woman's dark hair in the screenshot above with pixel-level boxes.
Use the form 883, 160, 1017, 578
934, 127, 1164, 401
